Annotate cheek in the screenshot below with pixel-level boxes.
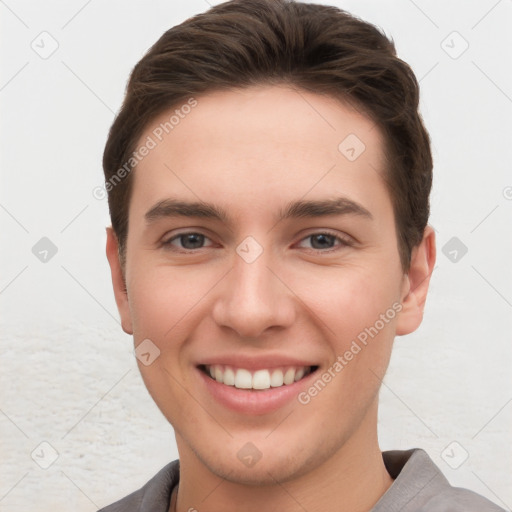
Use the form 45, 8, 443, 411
128, 268, 199, 420
298, 265, 401, 403
333, 278, 400, 392
296, 264, 401, 342
127, 265, 209, 341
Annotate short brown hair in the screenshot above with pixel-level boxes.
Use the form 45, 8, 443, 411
103, 0, 432, 271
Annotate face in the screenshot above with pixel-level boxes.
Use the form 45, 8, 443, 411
107, 85, 434, 485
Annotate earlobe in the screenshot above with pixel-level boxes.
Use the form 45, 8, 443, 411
395, 225, 436, 336
105, 227, 133, 335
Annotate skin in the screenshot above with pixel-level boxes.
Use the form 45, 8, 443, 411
106, 85, 436, 512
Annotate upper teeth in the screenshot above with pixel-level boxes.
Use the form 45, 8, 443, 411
206, 365, 311, 390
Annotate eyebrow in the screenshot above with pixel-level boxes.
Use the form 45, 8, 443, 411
144, 197, 373, 225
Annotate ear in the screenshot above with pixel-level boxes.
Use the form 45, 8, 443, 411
105, 227, 133, 335
395, 225, 436, 336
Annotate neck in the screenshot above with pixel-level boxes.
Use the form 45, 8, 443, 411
173, 405, 393, 512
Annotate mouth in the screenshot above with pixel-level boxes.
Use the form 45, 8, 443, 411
199, 364, 318, 391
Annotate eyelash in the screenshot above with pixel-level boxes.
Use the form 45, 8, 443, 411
161, 230, 354, 254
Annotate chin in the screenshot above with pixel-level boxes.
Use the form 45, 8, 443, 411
204, 455, 305, 486
191, 434, 332, 487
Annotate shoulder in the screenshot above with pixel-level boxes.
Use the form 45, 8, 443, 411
377, 449, 506, 512
417, 485, 506, 512
97, 460, 179, 512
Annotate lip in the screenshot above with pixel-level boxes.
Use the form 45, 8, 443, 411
196, 364, 319, 415
195, 354, 316, 371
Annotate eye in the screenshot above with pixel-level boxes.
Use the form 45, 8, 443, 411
161, 230, 353, 253
162, 232, 214, 251
296, 232, 353, 252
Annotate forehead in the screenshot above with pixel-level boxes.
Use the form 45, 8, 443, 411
130, 85, 390, 224
141, 84, 383, 160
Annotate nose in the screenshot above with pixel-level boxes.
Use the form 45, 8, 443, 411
211, 245, 296, 339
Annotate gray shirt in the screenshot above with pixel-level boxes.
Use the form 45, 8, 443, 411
97, 448, 506, 511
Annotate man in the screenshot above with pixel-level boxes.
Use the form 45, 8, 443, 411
99, 1, 505, 510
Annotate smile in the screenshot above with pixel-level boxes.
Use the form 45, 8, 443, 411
201, 364, 316, 390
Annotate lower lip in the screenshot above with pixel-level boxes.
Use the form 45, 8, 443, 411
197, 368, 316, 415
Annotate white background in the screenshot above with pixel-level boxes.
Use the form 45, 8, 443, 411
1, 0, 511, 510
